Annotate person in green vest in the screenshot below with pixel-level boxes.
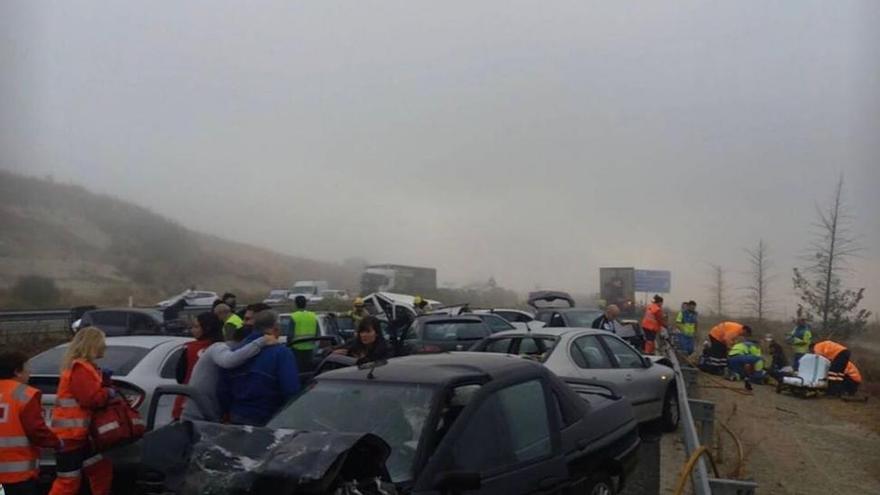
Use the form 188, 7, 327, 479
214, 303, 243, 341
786, 317, 812, 372
289, 295, 319, 370
727, 335, 765, 388
674, 300, 698, 355
347, 297, 369, 328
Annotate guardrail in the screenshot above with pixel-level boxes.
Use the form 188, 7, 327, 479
661, 338, 758, 495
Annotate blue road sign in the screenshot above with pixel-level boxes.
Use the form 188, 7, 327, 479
634, 270, 671, 293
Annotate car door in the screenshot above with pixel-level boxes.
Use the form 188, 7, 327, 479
598, 335, 660, 422
438, 379, 568, 494
568, 335, 642, 407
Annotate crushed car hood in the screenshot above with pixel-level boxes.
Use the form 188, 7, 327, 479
138, 421, 392, 494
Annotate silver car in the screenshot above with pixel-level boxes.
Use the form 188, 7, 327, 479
470, 327, 679, 430
28, 335, 193, 427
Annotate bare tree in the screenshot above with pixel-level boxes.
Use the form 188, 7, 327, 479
708, 264, 728, 317
744, 240, 772, 322
792, 175, 871, 336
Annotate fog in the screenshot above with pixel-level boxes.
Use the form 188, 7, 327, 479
2, 1, 878, 316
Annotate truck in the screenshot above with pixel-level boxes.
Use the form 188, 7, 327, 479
290, 280, 329, 303
360, 264, 437, 294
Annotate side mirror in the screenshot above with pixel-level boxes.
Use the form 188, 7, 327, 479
643, 356, 653, 368
435, 470, 481, 493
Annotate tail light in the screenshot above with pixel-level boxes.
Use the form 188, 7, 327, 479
114, 381, 146, 409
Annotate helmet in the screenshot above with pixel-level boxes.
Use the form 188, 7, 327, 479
353, 297, 365, 307
413, 296, 425, 306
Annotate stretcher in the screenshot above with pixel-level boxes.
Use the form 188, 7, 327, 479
775, 354, 831, 398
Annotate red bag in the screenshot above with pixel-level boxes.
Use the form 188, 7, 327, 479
89, 397, 146, 451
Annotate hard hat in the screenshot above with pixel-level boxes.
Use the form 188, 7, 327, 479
414, 296, 425, 305
354, 297, 365, 306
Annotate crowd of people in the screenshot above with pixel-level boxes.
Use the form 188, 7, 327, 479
0, 294, 394, 495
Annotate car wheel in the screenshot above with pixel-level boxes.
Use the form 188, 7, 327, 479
660, 385, 679, 432
585, 473, 615, 495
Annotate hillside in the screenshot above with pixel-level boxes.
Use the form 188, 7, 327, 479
0, 170, 359, 307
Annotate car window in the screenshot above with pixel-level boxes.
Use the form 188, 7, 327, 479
479, 315, 516, 333
485, 338, 513, 353
516, 337, 557, 362
548, 313, 566, 327
452, 380, 552, 473
496, 311, 531, 323
536, 312, 553, 324
130, 313, 158, 334
160, 347, 184, 379
89, 311, 127, 328
600, 336, 644, 368
571, 336, 613, 369
422, 321, 490, 342
28, 345, 150, 376
563, 310, 604, 328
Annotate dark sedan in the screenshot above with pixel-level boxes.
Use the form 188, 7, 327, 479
399, 315, 493, 353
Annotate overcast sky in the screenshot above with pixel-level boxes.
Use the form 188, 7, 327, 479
2, 1, 878, 317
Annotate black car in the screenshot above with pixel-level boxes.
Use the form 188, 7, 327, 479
399, 315, 494, 353
77, 308, 188, 336
534, 308, 605, 328
129, 353, 640, 494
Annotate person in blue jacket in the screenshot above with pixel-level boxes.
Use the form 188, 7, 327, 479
218, 309, 300, 426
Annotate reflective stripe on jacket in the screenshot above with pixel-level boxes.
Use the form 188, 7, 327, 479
675, 310, 697, 336
0, 379, 40, 483
789, 325, 812, 354
52, 359, 102, 441
845, 361, 862, 383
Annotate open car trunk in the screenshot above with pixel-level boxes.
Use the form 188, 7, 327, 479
122, 421, 394, 495
527, 290, 576, 309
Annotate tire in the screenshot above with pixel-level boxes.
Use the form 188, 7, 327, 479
584, 472, 615, 495
660, 385, 680, 432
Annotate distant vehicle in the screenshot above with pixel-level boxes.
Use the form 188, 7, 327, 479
120, 353, 641, 494
29, 335, 192, 480
157, 290, 218, 308
360, 264, 437, 294
319, 289, 350, 301
470, 327, 679, 428
400, 314, 493, 353
361, 292, 443, 323
75, 308, 189, 337
290, 280, 329, 302
262, 288, 293, 304
528, 290, 604, 329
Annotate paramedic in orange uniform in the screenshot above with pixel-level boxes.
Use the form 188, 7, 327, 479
640, 295, 666, 355
811, 340, 856, 396
49, 327, 115, 495
704, 322, 750, 375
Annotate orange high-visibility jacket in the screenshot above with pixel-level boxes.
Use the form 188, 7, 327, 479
709, 322, 745, 347
0, 379, 41, 484
844, 361, 862, 384
641, 303, 664, 332
52, 359, 102, 441
813, 341, 847, 362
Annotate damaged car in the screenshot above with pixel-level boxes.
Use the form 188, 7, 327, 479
112, 353, 640, 494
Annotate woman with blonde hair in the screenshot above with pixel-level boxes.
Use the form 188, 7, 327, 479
49, 327, 114, 495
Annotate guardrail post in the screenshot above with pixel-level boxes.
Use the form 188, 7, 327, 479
689, 399, 715, 448
681, 365, 699, 394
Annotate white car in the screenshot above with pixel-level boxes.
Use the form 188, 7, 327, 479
157, 290, 218, 308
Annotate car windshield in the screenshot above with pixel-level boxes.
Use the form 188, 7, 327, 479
478, 315, 516, 333
267, 380, 435, 483
268, 290, 287, 297
291, 286, 315, 294
28, 345, 150, 376
423, 321, 489, 341
564, 310, 604, 327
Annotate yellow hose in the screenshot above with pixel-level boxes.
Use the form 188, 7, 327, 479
673, 446, 720, 495
719, 421, 745, 479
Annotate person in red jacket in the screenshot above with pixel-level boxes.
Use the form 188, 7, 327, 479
0, 351, 63, 495
172, 312, 223, 419
49, 327, 115, 495
640, 295, 666, 355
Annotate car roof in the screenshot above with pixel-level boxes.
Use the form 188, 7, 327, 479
50, 335, 192, 349
483, 327, 609, 338
535, 307, 602, 313
318, 352, 541, 385
417, 314, 484, 323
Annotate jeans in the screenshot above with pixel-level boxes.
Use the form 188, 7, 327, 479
792, 353, 805, 371
675, 334, 695, 355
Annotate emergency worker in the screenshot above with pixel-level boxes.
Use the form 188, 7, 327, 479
674, 301, 698, 355
348, 297, 369, 327
0, 351, 62, 495
413, 296, 430, 316
811, 340, 854, 396
703, 322, 750, 375
787, 317, 812, 371
640, 295, 666, 354
289, 296, 319, 369
49, 327, 115, 495
214, 303, 243, 341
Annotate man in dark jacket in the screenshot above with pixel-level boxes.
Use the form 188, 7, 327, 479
218, 310, 300, 426
591, 305, 620, 333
